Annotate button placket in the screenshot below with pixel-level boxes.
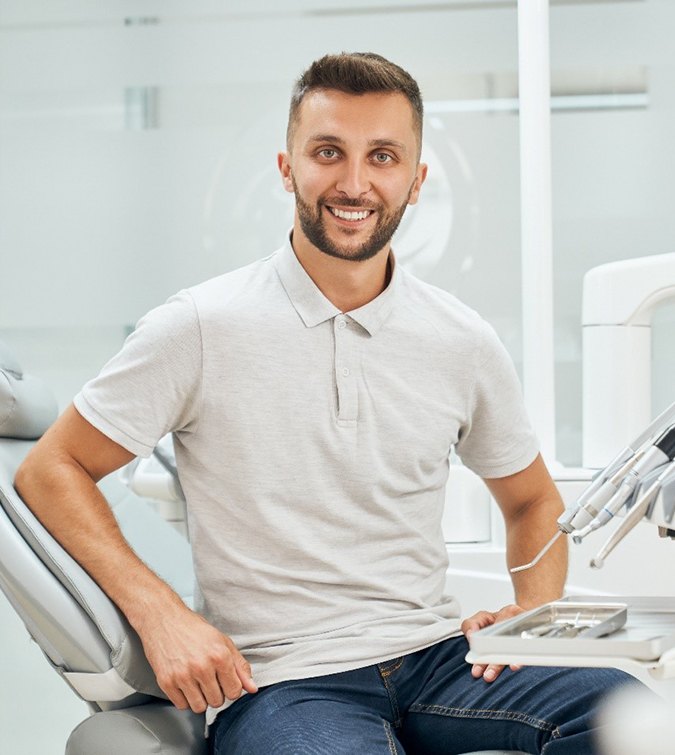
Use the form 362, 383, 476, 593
334, 316, 358, 424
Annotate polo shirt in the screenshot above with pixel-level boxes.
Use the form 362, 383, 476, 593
74, 236, 539, 723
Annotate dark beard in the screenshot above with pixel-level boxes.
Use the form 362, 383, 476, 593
292, 176, 411, 263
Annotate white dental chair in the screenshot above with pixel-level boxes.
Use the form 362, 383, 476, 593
0, 343, 520, 755
0, 342, 206, 754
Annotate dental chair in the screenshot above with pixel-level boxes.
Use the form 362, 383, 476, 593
0, 343, 520, 755
0, 342, 205, 754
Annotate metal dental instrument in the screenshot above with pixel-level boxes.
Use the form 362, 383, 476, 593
510, 403, 675, 574
521, 611, 586, 639
559, 401, 675, 535
510, 530, 563, 573
557, 446, 635, 534
566, 450, 646, 538
575, 425, 675, 542
590, 459, 675, 569
573, 474, 644, 543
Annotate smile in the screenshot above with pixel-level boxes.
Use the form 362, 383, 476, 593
327, 207, 374, 222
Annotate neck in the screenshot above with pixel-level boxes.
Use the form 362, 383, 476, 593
291, 227, 391, 313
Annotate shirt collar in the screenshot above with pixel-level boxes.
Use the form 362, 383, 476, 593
273, 234, 398, 336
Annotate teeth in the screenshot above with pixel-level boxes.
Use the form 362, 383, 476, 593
329, 207, 371, 221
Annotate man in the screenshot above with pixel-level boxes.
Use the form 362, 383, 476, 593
16, 53, 632, 754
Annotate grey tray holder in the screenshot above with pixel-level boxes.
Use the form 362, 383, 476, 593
0, 341, 206, 754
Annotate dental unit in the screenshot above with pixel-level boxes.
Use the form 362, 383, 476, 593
470, 403, 675, 699
468, 254, 675, 710
513, 253, 675, 574
511, 403, 675, 574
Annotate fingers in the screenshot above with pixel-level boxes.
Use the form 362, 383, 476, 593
158, 659, 245, 714
462, 604, 524, 638
493, 604, 524, 622
148, 625, 257, 714
161, 683, 191, 711
471, 663, 505, 682
464, 604, 526, 683
461, 610, 496, 638
216, 666, 243, 702
234, 653, 259, 694
471, 661, 523, 682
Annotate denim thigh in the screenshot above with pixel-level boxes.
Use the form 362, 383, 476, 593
211, 637, 639, 755
211, 665, 405, 755
397, 636, 638, 755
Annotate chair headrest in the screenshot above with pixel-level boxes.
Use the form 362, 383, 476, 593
0, 341, 58, 440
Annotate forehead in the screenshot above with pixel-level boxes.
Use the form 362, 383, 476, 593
292, 89, 418, 149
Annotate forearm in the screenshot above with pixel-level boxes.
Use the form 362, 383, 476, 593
15, 450, 185, 630
14, 407, 255, 712
506, 495, 567, 609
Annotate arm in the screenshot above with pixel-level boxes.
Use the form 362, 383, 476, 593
486, 452, 567, 608
461, 453, 567, 680
14, 405, 257, 713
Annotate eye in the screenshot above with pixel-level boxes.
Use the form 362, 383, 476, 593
318, 148, 339, 160
373, 152, 393, 164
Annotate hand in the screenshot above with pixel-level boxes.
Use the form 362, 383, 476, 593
137, 601, 258, 714
461, 603, 524, 683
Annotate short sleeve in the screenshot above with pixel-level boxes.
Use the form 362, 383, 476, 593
73, 291, 202, 458
454, 324, 539, 478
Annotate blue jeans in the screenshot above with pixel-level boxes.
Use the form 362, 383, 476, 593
210, 636, 636, 754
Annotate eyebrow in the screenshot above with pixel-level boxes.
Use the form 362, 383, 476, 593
307, 134, 408, 152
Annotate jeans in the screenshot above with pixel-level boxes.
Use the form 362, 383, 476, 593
210, 636, 636, 754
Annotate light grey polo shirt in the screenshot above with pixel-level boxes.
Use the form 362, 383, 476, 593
75, 237, 539, 720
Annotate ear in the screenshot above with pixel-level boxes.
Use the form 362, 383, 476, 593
278, 152, 294, 194
407, 162, 428, 206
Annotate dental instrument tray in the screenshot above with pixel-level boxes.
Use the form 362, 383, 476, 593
468, 596, 675, 666
469, 596, 675, 663
474, 601, 626, 643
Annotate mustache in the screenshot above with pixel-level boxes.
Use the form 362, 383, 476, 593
321, 197, 381, 211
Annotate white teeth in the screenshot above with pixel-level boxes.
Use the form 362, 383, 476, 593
329, 207, 371, 221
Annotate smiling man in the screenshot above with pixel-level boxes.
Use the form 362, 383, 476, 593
282, 87, 425, 265
16, 53, 635, 754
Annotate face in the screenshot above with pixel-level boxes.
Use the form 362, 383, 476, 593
279, 89, 427, 263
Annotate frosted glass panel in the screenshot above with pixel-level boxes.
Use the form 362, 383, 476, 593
0, 0, 522, 401
550, 0, 675, 465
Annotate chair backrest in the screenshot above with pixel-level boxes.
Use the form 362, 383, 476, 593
0, 341, 194, 712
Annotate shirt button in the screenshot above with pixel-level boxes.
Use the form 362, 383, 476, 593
342, 367, 350, 377
337, 320, 347, 330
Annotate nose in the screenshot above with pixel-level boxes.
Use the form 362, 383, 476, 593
334, 158, 371, 199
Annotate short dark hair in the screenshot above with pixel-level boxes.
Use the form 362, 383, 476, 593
287, 52, 423, 155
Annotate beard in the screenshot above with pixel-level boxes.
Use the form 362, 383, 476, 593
292, 175, 411, 263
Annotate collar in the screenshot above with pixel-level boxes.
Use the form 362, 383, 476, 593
273, 234, 398, 337
274, 235, 399, 336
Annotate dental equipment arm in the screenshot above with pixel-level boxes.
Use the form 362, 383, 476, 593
573, 425, 675, 541
511, 399, 675, 574
590, 460, 675, 569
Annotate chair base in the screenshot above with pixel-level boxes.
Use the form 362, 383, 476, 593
66, 701, 207, 755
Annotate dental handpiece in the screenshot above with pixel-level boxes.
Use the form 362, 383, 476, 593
571, 425, 675, 541
510, 450, 639, 574
557, 446, 637, 534
509, 426, 675, 574
590, 459, 675, 569
563, 449, 646, 536
572, 484, 635, 543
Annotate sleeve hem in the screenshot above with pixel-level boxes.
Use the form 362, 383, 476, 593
464, 443, 540, 480
73, 393, 155, 458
